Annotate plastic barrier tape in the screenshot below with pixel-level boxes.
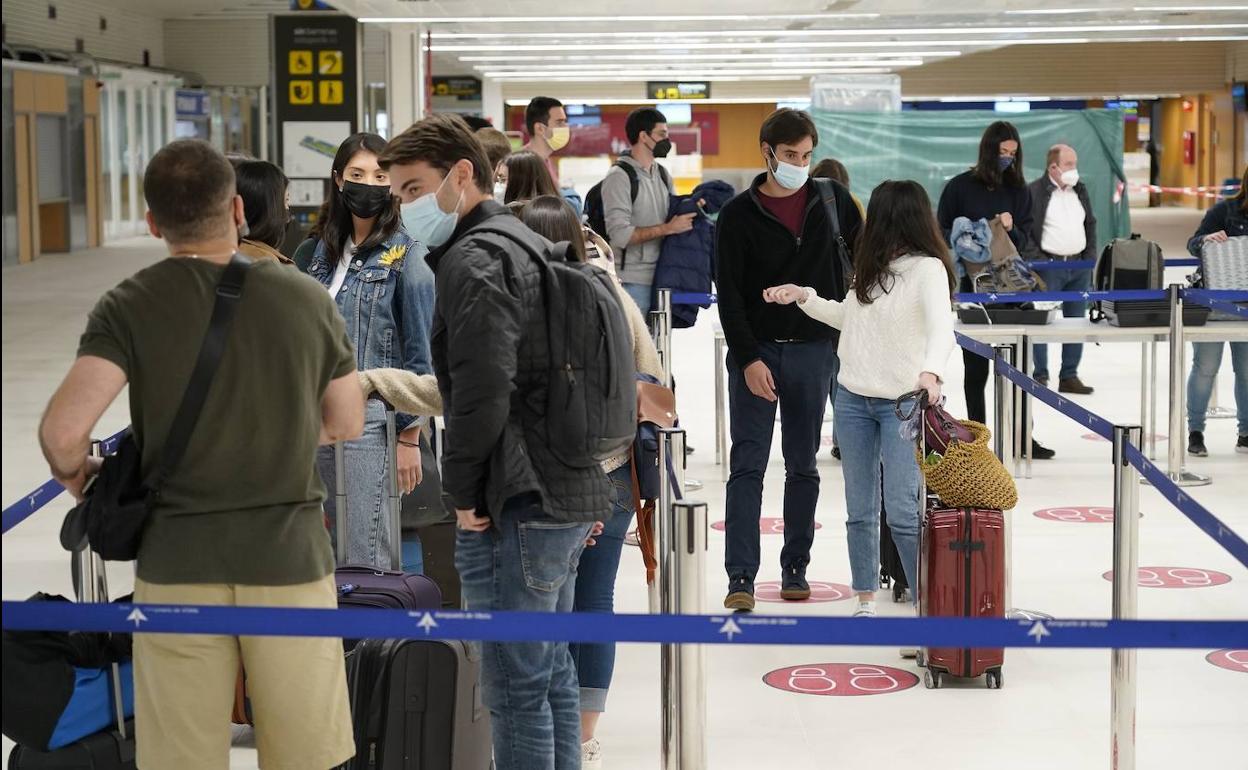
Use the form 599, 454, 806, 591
2, 600, 1245, 650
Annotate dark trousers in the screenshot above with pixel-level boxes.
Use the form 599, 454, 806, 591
725, 340, 836, 582
960, 276, 1030, 430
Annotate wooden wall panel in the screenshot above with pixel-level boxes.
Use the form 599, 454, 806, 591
33, 73, 68, 114
14, 115, 35, 263
12, 70, 36, 112
84, 80, 100, 116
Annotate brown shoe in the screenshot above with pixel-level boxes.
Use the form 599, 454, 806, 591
1058, 377, 1094, 395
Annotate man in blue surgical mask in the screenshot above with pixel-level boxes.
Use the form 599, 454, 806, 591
379, 113, 602, 770
714, 108, 863, 612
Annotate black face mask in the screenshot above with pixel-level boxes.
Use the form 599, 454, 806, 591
340, 180, 393, 219
652, 137, 673, 159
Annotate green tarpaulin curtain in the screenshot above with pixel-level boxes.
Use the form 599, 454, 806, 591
811, 109, 1131, 253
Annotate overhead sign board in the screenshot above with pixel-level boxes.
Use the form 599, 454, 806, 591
272, 14, 358, 179
433, 76, 483, 102
647, 81, 711, 101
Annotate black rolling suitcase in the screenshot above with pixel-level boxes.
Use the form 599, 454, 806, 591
878, 470, 910, 603
339, 639, 492, 770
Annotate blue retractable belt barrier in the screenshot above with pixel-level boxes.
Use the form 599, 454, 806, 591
955, 289, 1170, 304
2, 600, 1244, 649
671, 292, 718, 305
1, 430, 128, 535
1182, 289, 1248, 319
1025, 258, 1200, 271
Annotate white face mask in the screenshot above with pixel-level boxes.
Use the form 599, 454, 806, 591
1060, 168, 1080, 188
493, 181, 507, 203
768, 148, 809, 190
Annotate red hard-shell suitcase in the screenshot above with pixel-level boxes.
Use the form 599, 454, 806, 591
919, 504, 1006, 689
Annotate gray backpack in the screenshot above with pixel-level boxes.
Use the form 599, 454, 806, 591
1089, 234, 1163, 322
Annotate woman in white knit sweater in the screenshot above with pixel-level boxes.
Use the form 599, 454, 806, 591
764, 180, 956, 618
520, 195, 663, 770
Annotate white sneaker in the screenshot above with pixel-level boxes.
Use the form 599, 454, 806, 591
853, 600, 877, 617
582, 737, 603, 770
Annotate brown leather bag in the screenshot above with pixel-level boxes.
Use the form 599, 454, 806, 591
630, 379, 677, 586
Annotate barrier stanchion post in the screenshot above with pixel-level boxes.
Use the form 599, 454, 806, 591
1111, 424, 1142, 770
334, 439, 348, 560
73, 440, 110, 606
1149, 340, 1158, 460
992, 345, 1015, 474
1022, 335, 1033, 480
653, 288, 674, 390
1154, 283, 1211, 487
714, 329, 726, 476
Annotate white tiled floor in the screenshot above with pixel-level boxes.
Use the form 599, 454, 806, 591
3, 208, 1245, 769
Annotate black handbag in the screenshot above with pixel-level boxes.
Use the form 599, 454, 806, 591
60, 254, 253, 561
399, 429, 450, 529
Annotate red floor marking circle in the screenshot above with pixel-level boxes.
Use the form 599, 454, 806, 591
711, 518, 824, 534
1034, 506, 1115, 523
763, 663, 918, 696
1082, 433, 1167, 443
754, 580, 853, 603
1206, 649, 1248, 673
1101, 567, 1232, 588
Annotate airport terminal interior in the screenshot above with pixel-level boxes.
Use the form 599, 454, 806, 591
2, 1, 1246, 768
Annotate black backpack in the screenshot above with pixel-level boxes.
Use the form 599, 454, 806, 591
584, 160, 672, 267
470, 220, 638, 468
1089, 234, 1163, 322
812, 177, 854, 300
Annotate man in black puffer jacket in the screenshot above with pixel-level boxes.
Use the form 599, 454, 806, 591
380, 114, 602, 770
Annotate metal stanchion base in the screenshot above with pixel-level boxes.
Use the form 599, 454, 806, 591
1206, 406, 1235, 420
1007, 608, 1054, 621
1142, 469, 1212, 487
685, 479, 704, 492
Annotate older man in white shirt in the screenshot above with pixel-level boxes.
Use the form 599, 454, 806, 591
1028, 143, 1098, 394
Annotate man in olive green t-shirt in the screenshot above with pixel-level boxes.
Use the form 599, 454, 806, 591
39, 139, 364, 770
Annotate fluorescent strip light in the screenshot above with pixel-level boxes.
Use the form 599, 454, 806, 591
431, 38, 1095, 52
483, 69, 892, 79
1134, 4, 1248, 9
475, 59, 922, 71
1006, 6, 1128, 13
428, 22, 1247, 40
456, 51, 962, 62
361, 13, 880, 24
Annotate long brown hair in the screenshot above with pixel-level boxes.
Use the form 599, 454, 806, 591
1234, 164, 1248, 212
520, 195, 587, 262
323, 133, 401, 265
503, 150, 559, 203
853, 180, 955, 305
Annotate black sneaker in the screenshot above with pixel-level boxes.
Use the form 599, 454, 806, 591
1238, 435, 1248, 455
780, 566, 811, 601
724, 576, 755, 612
1189, 431, 1208, 457
831, 445, 841, 461
1035, 374, 1050, 388
1031, 441, 1056, 460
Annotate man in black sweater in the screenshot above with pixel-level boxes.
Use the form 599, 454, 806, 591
715, 109, 862, 611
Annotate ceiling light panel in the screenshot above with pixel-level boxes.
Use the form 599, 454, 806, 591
455, 51, 964, 62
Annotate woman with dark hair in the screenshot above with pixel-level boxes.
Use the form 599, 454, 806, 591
503, 150, 560, 204
764, 180, 956, 618
936, 120, 1054, 459
306, 132, 436, 572
519, 194, 663, 770
234, 160, 293, 264
293, 199, 331, 272
1184, 164, 1248, 456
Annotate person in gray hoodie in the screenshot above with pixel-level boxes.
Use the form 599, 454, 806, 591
601, 107, 695, 315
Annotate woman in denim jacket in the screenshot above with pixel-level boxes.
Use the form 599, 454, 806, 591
307, 133, 436, 571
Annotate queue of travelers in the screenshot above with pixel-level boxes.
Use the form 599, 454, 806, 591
34, 96, 1243, 770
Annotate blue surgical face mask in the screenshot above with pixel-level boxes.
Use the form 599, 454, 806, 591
997, 155, 1015, 172
400, 172, 462, 248
768, 148, 809, 190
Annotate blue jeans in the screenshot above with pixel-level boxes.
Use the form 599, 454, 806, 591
317, 399, 421, 571
1188, 341, 1248, 435
455, 495, 592, 770
833, 386, 921, 596
622, 282, 653, 316
1033, 267, 1092, 381
724, 340, 835, 582
570, 464, 634, 713
826, 352, 842, 447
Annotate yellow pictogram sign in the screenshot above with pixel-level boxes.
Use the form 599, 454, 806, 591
289, 50, 313, 75
318, 50, 343, 75
289, 80, 314, 105
319, 80, 344, 105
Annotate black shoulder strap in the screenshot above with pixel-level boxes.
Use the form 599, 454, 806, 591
151, 253, 253, 497
813, 177, 841, 239
615, 160, 641, 202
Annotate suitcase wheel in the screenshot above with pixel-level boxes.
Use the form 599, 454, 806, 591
879, 573, 891, 589
923, 669, 944, 690
986, 668, 1004, 690
916, 650, 927, 668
